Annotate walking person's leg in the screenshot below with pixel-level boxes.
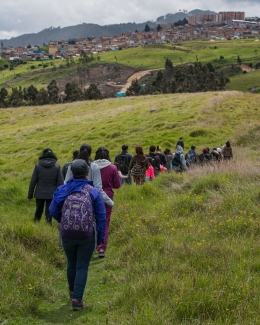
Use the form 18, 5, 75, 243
34, 199, 45, 222
62, 237, 77, 297
45, 199, 53, 224
98, 205, 112, 257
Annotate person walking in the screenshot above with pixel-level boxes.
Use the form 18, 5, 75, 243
28, 148, 63, 224
176, 137, 184, 150
172, 145, 187, 172
114, 144, 132, 185
93, 147, 120, 258
62, 150, 79, 179
164, 148, 174, 172
222, 141, 233, 160
64, 144, 114, 207
49, 159, 106, 311
128, 146, 149, 185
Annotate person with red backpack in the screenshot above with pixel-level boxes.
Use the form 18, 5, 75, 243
49, 159, 106, 311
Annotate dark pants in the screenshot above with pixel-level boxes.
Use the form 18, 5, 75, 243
62, 235, 95, 301
34, 199, 52, 223
120, 176, 132, 185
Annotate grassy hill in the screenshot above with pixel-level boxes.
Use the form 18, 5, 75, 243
1, 91, 260, 324
1, 39, 260, 94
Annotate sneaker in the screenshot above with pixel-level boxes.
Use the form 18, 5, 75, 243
72, 299, 86, 311
98, 250, 105, 258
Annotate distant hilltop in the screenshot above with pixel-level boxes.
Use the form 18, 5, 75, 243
0, 9, 221, 47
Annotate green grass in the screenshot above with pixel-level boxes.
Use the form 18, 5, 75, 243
1, 39, 260, 92
95, 40, 260, 69
1, 91, 260, 324
227, 69, 260, 92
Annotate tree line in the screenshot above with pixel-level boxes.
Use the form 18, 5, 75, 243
126, 59, 230, 96
0, 80, 102, 108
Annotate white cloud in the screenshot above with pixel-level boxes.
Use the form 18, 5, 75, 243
0, 0, 258, 39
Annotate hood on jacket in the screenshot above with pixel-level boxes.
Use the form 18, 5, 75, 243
38, 157, 56, 168
176, 145, 183, 153
93, 159, 111, 169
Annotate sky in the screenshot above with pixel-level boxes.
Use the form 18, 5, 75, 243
0, 0, 259, 40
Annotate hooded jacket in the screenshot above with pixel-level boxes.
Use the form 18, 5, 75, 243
28, 157, 64, 199
64, 161, 114, 206
93, 159, 120, 200
49, 178, 106, 244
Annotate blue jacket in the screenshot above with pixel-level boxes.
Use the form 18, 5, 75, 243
49, 178, 106, 245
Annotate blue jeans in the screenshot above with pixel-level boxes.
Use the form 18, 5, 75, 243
120, 176, 132, 185
62, 234, 95, 301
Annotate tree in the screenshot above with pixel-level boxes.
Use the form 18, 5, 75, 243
157, 24, 162, 31
9, 87, 24, 107
144, 24, 151, 32
36, 88, 49, 105
126, 79, 141, 96
27, 44, 32, 48
165, 58, 174, 70
84, 84, 102, 100
47, 80, 59, 103
0, 87, 8, 107
24, 85, 38, 104
64, 82, 83, 102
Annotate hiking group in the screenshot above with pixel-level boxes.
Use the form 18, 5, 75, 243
27, 139, 233, 311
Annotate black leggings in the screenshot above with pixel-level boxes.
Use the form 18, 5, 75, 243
34, 199, 52, 224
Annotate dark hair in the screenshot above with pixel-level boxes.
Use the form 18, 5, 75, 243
122, 144, 128, 151
73, 150, 80, 160
95, 147, 111, 161
149, 145, 156, 153
226, 141, 231, 148
39, 148, 57, 161
164, 148, 171, 155
191, 145, 196, 150
136, 145, 144, 155
114, 162, 119, 170
79, 144, 92, 165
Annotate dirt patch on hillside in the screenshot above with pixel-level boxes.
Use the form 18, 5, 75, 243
121, 69, 161, 92
240, 64, 255, 72
57, 64, 138, 97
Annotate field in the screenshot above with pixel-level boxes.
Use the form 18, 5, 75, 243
1, 39, 260, 94
1, 90, 260, 324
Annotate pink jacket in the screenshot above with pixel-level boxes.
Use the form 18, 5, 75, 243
146, 165, 155, 179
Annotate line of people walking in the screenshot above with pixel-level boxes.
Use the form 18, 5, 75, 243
27, 138, 233, 311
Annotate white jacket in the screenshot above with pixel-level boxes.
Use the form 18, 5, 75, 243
64, 161, 114, 206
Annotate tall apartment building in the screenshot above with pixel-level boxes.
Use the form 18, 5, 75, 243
219, 11, 245, 21
188, 11, 245, 24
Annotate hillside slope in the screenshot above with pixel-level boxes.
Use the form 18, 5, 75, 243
1, 92, 260, 324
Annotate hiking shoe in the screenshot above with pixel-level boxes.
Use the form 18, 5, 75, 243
72, 299, 86, 311
98, 250, 105, 258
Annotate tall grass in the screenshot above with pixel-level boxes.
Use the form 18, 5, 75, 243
1, 92, 260, 324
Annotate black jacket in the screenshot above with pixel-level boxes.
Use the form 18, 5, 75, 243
28, 158, 64, 199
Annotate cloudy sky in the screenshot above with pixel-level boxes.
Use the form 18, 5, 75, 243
0, 0, 259, 39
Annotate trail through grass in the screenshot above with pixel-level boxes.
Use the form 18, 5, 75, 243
1, 91, 260, 324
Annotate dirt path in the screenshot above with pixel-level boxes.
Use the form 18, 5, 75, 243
121, 69, 161, 92
240, 64, 255, 72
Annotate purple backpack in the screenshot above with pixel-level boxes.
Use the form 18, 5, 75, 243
61, 184, 94, 238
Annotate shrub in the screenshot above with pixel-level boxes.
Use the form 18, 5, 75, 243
189, 129, 208, 137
